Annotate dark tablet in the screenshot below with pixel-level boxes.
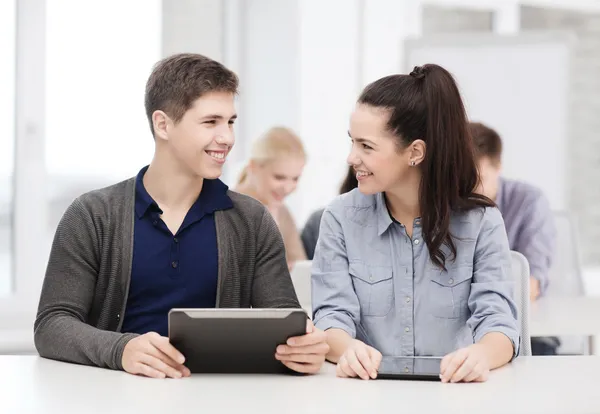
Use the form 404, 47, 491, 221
377, 356, 443, 381
168, 308, 307, 374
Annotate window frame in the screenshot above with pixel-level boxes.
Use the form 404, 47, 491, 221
0, 0, 47, 347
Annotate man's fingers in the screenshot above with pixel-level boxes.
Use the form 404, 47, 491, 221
276, 343, 329, 356
306, 319, 314, 334
281, 361, 320, 374
139, 354, 183, 379
287, 330, 324, 347
146, 343, 183, 367
145, 342, 189, 377
276, 352, 323, 364
148, 334, 185, 365
136, 362, 166, 379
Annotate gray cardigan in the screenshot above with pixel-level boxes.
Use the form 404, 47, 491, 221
34, 177, 300, 370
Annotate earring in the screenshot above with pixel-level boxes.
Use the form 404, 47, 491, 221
410, 161, 416, 166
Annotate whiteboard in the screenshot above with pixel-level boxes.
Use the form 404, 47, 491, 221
405, 32, 574, 210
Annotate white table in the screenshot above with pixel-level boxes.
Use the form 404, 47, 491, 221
530, 297, 600, 337
2, 356, 599, 414
530, 296, 600, 354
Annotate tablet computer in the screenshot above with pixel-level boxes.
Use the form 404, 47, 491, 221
168, 308, 307, 374
377, 356, 442, 381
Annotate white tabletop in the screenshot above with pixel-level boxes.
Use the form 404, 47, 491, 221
2, 356, 600, 414
530, 296, 600, 337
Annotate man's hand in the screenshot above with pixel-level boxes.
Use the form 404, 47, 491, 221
530, 276, 541, 302
336, 339, 382, 380
275, 319, 329, 374
122, 332, 191, 379
440, 343, 490, 383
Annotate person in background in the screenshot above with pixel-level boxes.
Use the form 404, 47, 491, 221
312, 64, 519, 383
301, 166, 358, 259
235, 127, 307, 268
34, 53, 329, 379
470, 121, 558, 356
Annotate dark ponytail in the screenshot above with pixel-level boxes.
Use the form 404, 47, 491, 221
358, 64, 494, 269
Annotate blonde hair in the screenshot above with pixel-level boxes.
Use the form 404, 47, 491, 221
238, 126, 306, 184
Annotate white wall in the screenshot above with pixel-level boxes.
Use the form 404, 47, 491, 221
221, 0, 364, 226
0, 0, 16, 298
226, 0, 588, 230
162, 0, 224, 60
45, 0, 161, 181
1, 0, 163, 353
361, 0, 423, 84
406, 34, 571, 211
224, 0, 423, 226
235, 0, 301, 171
291, 0, 362, 225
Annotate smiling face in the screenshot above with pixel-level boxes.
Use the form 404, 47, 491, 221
347, 103, 415, 194
153, 91, 237, 179
249, 156, 305, 207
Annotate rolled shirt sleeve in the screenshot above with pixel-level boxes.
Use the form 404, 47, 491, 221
468, 208, 520, 358
311, 208, 360, 338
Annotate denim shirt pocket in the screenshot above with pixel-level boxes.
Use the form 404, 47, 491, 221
349, 261, 394, 317
428, 263, 473, 319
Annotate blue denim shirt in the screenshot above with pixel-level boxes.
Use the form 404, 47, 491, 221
311, 189, 519, 357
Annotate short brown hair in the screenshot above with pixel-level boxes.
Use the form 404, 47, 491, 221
469, 122, 503, 162
144, 53, 239, 135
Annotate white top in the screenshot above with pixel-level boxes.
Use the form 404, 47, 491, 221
3, 356, 600, 414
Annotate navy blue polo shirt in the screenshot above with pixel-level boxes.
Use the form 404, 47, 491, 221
121, 166, 233, 337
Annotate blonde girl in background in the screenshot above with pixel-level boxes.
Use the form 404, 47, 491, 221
236, 127, 307, 268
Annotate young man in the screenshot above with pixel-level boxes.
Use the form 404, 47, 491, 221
34, 53, 329, 378
470, 121, 559, 355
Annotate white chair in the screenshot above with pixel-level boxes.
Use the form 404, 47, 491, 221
511, 250, 532, 356
290, 260, 313, 317
546, 211, 588, 354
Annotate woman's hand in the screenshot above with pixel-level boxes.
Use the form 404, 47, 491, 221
440, 343, 490, 383
336, 339, 382, 380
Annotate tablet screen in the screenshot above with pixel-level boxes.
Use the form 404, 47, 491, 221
377, 356, 442, 380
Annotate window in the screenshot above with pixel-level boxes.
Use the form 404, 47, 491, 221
45, 0, 161, 235
0, 0, 16, 297
0, 0, 161, 342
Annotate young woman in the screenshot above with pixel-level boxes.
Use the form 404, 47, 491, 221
235, 126, 307, 268
311, 64, 519, 383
